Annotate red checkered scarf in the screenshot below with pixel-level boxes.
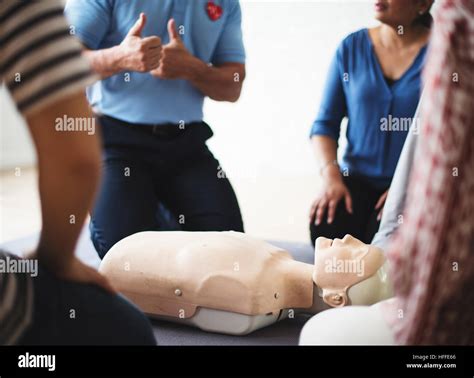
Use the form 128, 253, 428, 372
384, 0, 474, 345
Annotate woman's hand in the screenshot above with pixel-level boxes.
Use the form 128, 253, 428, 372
36, 253, 116, 294
375, 189, 389, 221
310, 170, 353, 225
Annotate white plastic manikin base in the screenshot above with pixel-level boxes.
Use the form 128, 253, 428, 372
155, 308, 295, 336
99, 231, 315, 335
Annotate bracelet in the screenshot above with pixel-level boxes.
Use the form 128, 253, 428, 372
319, 160, 339, 175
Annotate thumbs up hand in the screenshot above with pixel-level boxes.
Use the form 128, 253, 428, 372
166, 18, 183, 44
127, 12, 147, 38
151, 19, 196, 80
118, 13, 162, 72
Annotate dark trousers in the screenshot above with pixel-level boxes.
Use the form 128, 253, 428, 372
90, 116, 244, 258
18, 265, 156, 345
309, 175, 388, 245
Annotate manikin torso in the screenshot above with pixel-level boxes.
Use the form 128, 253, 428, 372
100, 232, 393, 335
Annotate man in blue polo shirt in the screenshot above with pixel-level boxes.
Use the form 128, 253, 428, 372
65, 0, 246, 258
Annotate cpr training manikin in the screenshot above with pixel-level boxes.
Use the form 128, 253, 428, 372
99, 231, 394, 337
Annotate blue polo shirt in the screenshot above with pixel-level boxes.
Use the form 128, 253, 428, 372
310, 29, 426, 189
65, 0, 245, 124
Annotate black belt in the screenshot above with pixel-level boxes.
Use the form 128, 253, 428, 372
100, 115, 195, 138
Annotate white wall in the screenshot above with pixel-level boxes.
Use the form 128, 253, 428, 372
203, 1, 377, 240
0, 86, 35, 169
205, 0, 377, 179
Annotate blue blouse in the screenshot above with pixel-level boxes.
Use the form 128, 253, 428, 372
310, 28, 427, 189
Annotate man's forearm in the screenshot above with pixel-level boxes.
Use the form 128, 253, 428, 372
37, 158, 100, 270
81, 14, 163, 79
185, 59, 245, 102
26, 93, 102, 270
83, 46, 125, 79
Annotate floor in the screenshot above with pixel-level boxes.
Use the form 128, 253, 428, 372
0, 166, 320, 244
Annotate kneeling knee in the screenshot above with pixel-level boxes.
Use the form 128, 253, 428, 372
108, 295, 156, 345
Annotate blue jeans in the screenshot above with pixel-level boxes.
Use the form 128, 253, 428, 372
90, 115, 244, 258
18, 264, 156, 345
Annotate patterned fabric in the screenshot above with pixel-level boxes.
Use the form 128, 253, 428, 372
0, 251, 33, 345
0, 0, 95, 116
384, 0, 474, 344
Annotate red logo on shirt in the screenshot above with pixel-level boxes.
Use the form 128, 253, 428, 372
206, 1, 223, 21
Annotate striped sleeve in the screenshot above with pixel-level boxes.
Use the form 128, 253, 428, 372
0, 251, 33, 345
0, 0, 98, 117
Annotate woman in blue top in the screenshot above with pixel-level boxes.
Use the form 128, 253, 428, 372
309, 0, 433, 245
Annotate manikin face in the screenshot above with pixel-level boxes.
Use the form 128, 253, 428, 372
313, 235, 386, 307
315, 235, 371, 278
373, 0, 432, 27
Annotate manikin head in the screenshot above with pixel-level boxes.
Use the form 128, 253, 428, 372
312, 235, 392, 307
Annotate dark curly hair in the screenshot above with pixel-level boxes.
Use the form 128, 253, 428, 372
415, 3, 434, 28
